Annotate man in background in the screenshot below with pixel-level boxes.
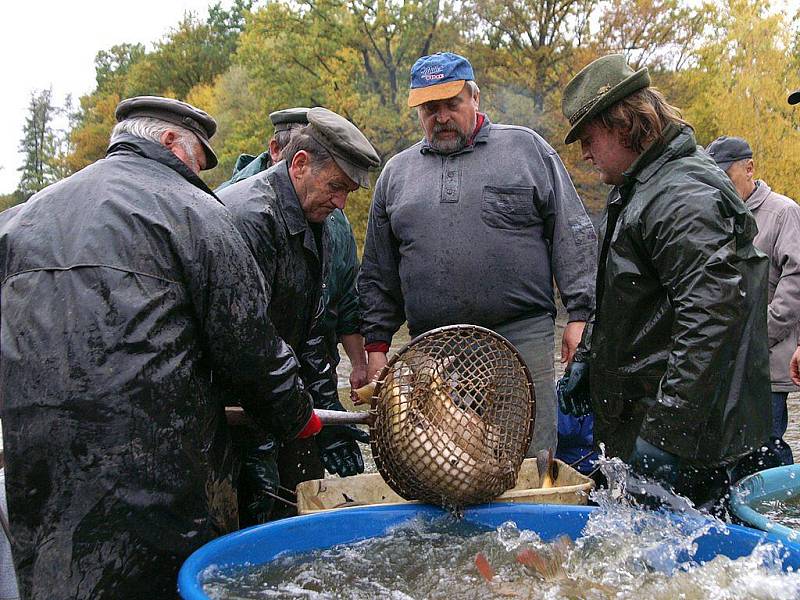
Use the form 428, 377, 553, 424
707, 135, 800, 467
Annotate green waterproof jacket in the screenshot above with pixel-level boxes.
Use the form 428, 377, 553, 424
216, 154, 361, 370
215, 152, 273, 193
578, 125, 771, 466
321, 209, 361, 368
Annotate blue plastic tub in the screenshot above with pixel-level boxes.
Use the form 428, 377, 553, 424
178, 503, 800, 599
731, 465, 800, 542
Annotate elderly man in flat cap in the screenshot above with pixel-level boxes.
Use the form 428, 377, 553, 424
217, 107, 379, 519
558, 55, 771, 511
706, 136, 800, 472
0, 96, 323, 599
217, 109, 366, 407
358, 52, 597, 457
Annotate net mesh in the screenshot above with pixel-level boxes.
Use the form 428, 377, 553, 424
369, 325, 535, 507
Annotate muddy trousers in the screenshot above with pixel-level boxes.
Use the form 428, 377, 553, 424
492, 314, 557, 457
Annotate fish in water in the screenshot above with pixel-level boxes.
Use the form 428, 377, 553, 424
475, 537, 617, 598
536, 448, 559, 489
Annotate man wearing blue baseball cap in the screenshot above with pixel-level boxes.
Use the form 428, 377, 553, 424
359, 52, 598, 456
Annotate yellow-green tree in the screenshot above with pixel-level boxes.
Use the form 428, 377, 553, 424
683, 0, 800, 197
67, 2, 253, 174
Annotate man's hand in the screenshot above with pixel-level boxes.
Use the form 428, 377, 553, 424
792, 345, 800, 386
341, 333, 368, 401
366, 351, 388, 383
561, 321, 586, 364
349, 364, 368, 394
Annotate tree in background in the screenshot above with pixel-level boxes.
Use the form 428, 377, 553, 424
33, 0, 799, 248
683, 0, 800, 196
229, 0, 464, 237
67, 1, 253, 173
17, 89, 61, 197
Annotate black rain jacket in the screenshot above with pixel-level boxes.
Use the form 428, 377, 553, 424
577, 125, 771, 466
217, 161, 340, 412
0, 135, 312, 599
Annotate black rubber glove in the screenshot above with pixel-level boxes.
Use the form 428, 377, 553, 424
316, 423, 369, 477
558, 361, 591, 417
239, 439, 280, 525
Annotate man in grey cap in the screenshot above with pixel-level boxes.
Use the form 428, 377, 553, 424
216, 107, 310, 191
216, 108, 367, 410
217, 107, 379, 519
359, 52, 597, 457
559, 55, 770, 511
707, 135, 800, 468
0, 95, 320, 598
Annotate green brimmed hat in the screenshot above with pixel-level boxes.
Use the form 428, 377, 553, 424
562, 54, 651, 145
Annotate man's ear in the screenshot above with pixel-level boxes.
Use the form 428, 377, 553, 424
746, 159, 755, 179
289, 150, 310, 178
268, 139, 282, 163
160, 130, 178, 150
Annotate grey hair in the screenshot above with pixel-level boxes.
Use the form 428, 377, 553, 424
110, 116, 196, 146
272, 122, 306, 153
466, 80, 480, 98
281, 125, 334, 172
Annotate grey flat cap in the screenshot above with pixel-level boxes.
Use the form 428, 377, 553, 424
305, 107, 380, 188
115, 95, 218, 169
706, 136, 753, 171
270, 107, 310, 132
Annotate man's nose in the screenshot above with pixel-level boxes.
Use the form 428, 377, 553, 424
434, 108, 450, 123
332, 193, 347, 210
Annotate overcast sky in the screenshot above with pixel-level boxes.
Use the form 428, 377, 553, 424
0, 0, 231, 194
2, 1, 799, 194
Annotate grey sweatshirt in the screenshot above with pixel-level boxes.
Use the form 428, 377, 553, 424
747, 180, 800, 392
359, 116, 597, 343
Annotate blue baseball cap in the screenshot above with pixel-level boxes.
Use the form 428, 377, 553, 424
408, 52, 474, 108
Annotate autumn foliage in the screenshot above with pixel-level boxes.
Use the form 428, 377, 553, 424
15, 0, 800, 249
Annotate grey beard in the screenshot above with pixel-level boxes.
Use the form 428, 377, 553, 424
429, 129, 468, 154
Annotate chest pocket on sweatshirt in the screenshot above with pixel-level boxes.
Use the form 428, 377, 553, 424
481, 186, 537, 230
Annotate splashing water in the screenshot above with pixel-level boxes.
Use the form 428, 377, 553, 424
202, 454, 800, 599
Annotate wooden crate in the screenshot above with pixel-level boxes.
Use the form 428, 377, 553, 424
296, 458, 593, 515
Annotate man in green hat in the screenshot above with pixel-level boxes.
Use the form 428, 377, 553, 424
559, 54, 771, 511
217, 107, 380, 522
